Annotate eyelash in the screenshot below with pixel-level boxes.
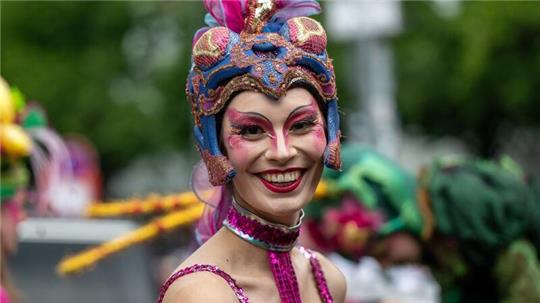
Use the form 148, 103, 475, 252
290, 117, 317, 132
240, 125, 264, 135
232, 124, 266, 138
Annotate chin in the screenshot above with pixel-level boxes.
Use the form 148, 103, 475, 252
263, 195, 307, 215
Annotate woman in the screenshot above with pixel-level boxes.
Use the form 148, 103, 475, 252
158, 0, 346, 302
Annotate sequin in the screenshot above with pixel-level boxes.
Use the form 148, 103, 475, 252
299, 247, 334, 303
287, 17, 327, 54
193, 27, 231, 70
223, 200, 302, 252
268, 251, 302, 303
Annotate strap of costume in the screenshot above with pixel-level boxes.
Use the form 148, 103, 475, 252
268, 251, 302, 303
156, 264, 249, 303
299, 247, 334, 303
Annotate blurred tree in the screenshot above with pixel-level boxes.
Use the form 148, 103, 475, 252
1, 1, 205, 182
3, 1, 539, 185
395, 1, 540, 157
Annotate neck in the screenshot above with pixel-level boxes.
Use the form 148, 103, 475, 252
220, 200, 306, 303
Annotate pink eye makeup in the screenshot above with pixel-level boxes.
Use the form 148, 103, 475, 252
288, 112, 318, 133
230, 123, 269, 142
284, 103, 321, 135
224, 98, 324, 151
227, 109, 275, 141
234, 124, 264, 136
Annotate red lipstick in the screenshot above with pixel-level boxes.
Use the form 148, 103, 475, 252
258, 169, 304, 193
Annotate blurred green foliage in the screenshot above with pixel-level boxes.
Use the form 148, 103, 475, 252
395, 1, 540, 156
1, 1, 205, 179
2, 1, 539, 181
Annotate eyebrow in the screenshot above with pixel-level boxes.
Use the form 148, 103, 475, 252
231, 103, 314, 124
285, 104, 315, 121
230, 111, 272, 124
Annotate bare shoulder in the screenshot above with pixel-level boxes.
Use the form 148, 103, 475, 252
160, 269, 239, 303
312, 251, 347, 303
160, 229, 242, 302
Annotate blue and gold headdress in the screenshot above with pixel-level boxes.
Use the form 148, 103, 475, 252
187, 0, 341, 185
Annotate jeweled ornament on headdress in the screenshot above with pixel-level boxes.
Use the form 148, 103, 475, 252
187, 0, 342, 186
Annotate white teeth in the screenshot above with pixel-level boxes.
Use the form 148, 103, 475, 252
262, 171, 300, 183
285, 172, 294, 181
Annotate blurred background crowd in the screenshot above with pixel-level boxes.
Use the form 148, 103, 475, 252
1, 1, 539, 303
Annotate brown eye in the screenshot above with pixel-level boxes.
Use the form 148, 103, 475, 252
239, 125, 265, 139
290, 120, 315, 134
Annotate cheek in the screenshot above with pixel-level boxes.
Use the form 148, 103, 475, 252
311, 124, 327, 154
225, 135, 262, 170
290, 124, 327, 160
227, 134, 245, 150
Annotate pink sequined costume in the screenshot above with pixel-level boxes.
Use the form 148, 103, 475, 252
157, 201, 333, 303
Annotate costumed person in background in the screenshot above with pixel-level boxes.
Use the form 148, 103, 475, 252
303, 143, 440, 303
158, 0, 346, 302
1, 77, 30, 303
419, 156, 540, 303
0, 76, 93, 302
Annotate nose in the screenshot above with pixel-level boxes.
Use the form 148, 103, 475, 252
265, 132, 297, 164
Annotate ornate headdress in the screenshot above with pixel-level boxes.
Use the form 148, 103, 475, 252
187, 0, 341, 185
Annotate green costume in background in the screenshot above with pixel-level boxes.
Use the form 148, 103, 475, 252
307, 143, 540, 303
305, 144, 425, 260
421, 156, 540, 303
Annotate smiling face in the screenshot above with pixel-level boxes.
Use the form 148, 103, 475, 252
221, 88, 326, 225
